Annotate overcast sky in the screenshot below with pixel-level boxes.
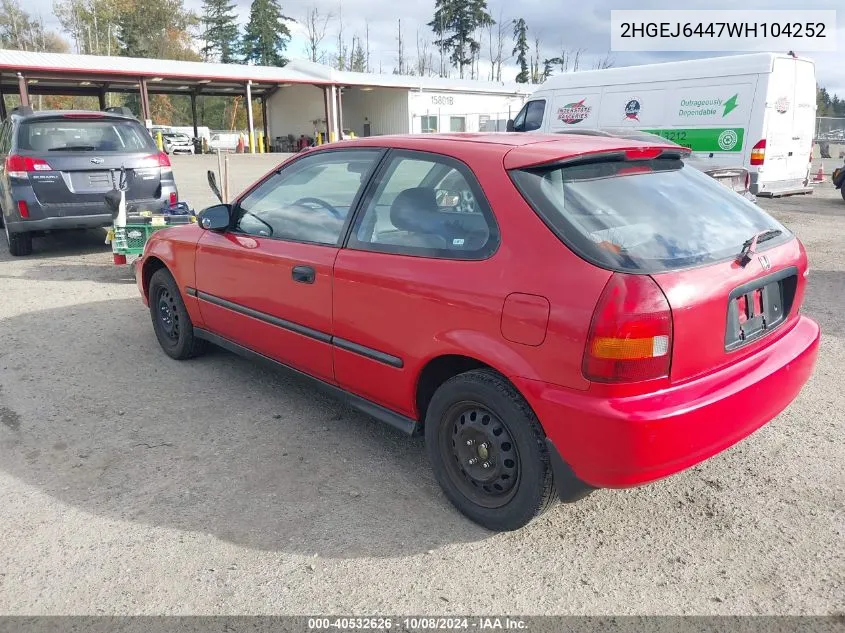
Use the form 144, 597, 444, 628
31, 0, 845, 95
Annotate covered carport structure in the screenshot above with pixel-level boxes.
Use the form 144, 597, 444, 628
0, 49, 346, 153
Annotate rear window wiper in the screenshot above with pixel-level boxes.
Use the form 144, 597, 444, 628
736, 229, 783, 267
48, 145, 98, 151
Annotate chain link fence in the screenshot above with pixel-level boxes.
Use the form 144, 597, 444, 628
816, 117, 845, 141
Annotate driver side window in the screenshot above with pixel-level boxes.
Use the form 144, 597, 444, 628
234, 149, 380, 245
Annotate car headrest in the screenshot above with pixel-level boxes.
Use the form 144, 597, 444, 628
390, 187, 439, 233
29, 134, 51, 152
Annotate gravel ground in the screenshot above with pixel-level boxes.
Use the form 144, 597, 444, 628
0, 155, 842, 616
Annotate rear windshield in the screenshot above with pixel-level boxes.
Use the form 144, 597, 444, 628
17, 118, 156, 153
511, 158, 789, 272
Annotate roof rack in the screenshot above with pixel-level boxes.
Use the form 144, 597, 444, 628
10, 105, 34, 117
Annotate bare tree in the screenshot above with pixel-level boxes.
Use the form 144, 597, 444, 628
592, 53, 614, 70
531, 35, 542, 84
365, 20, 370, 72
416, 28, 432, 76
487, 9, 508, 82
303, 7, 332, 63
395, 18, 404, 74
335, 0, 346, 70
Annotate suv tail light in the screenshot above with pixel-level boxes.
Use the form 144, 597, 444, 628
6, 154, 52, 178
750, 139, 766, 166
169, 191, 178, 205
141, 152, 171, 169
17, 200, 29, 218
583, 273, 673, 383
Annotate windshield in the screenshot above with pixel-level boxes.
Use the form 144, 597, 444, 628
18, 118, 157, 153
511, 158, 789, 272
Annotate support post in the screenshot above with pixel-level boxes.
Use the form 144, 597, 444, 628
138, 78, 150, 126
245, 80, 255, 153
336, 87, 344, 139
190, 90, 199, 141
322, 86, 331, 145
17, 73, 29, 108
98, 87, 107, 110
0, 84, 6, 120
261, 95, 269, 152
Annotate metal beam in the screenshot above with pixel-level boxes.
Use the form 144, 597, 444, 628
138, 78, 150, 125
0, 84, 6, 120
190, 90, 199, 140
337, 86, 343, 140
17, 73, 29, 108
261, 95, 269, 152
98, 86, 107, 110
245, 80, 254, 153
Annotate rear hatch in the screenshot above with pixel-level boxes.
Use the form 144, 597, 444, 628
510, 150, 806, 383
15, 114, 169, 213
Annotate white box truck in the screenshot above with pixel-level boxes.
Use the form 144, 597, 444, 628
508, 52, 817, 196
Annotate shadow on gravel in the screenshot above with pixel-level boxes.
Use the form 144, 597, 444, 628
802, 269, 845, 338
23, 228, 112, 259
0, 298, 487, 558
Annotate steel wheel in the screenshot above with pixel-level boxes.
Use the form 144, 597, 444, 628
439, 402, 521, 509
156, 287, 181, 342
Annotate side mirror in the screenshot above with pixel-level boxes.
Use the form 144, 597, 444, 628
506, 119, 515, 132
207, 170, 223, 203
197, 204, 231, 231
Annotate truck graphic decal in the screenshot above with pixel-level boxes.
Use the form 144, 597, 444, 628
642, 127, 745, 152
557, 99, 592, 124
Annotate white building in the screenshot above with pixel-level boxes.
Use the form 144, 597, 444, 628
0, 50, 530, 151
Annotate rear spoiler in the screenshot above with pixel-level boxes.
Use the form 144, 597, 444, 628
510, 146, 691, 171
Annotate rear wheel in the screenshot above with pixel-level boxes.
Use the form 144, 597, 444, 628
148, 268, 207, 360
424, 369, 556, 531
4, 221, 32, 256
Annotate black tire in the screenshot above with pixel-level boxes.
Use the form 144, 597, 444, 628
841, 186, 845, 202
4, 222, 32, 256
424, 369, 556, 531
148, 268, 207, 360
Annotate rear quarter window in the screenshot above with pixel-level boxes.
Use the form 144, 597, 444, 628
511, 158, 790, 272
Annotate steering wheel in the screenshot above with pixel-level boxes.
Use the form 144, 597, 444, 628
293, 197, 341, 219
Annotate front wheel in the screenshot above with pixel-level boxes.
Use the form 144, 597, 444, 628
148, 268, 207, 360
425, 369, 556, 531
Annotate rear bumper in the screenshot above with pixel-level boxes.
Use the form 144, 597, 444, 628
750, 172, 812, 197
517, 315, 820, 490
6, 213, 112, 232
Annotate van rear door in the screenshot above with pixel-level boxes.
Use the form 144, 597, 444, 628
760, 58, 814, 194
789, 59, 816, 185
759, 58, 796, 191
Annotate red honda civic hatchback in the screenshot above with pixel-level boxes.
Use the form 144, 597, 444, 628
135, 133, 820, 531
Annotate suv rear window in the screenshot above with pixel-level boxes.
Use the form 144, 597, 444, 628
17, 118, 156, 153
511, 158, 789, 272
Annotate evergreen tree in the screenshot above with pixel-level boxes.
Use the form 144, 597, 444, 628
512, 18, 529, 83
242, 0, 292, 66
201, 0, 239, 63
428, 0, 494, 79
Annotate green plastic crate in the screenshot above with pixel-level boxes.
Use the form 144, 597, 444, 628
112, 223, 167, 255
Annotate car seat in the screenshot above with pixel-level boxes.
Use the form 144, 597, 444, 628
380, 187, 452, 249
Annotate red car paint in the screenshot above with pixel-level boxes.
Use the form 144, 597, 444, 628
136, 133, 820, 491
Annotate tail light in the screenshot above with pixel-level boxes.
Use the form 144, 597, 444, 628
141, 152, 171, 168
750, 139, 766, 166
6, 154, 52, 178
583, 273, 673, 383
17, 200, 29, 218
169, 191, 178, 205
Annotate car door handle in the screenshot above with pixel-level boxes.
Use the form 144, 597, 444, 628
292, 265, 316, 284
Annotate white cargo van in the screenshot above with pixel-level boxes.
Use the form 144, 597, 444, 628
509, 53, 816, 196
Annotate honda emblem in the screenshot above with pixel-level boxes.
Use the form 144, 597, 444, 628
759, 255, 771, 270
90, 157, 104, 165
